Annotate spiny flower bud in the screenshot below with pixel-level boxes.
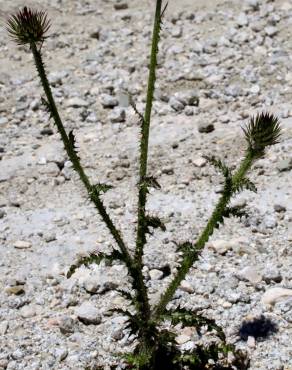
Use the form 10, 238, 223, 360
243, 112, 281, 155
6, 6, 50, 45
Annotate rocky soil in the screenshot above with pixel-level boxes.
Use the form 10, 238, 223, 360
0, 0, 292, 369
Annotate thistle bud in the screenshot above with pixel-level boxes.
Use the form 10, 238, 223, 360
243, 112, 281, 155
6, 6, 50, 45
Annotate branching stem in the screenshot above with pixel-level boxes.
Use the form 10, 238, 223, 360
153, 152, 254, 318
135, 0, 163, 265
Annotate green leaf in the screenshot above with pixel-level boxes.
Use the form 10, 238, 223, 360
204, 155, 232, 179
232, 177, 257, 194
90, 183, 113, 198
163, 308, 226, 341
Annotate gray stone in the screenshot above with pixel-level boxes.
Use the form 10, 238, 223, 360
117, 91, 130, 107
13, 240, 32, 249
237, 13, 249, 27
198, 122, 214, 133
109, 107, 126, 123
237, 266, 262, 284
0, 117, 8, 125
100, 94, 118, 108
114, 2, 128, 10
277, 158, 292, 172
59, 316, 75, 334
149, 269, 164, 280
174, 90, 199, 107
75, 301, 102, 325
265, 26, 278, 37
261, 288, 292, 306
169, 97, 184, 112
66, 97, 89, 108
274, 204, 286, 213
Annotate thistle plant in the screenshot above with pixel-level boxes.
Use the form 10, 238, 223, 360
6, 3, 282, 369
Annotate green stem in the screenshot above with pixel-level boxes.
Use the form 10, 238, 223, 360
135, 0, 163, 265
153, 152, 254, 318
30, 42, 133, 268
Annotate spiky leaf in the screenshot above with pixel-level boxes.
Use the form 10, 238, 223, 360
163, 308, 225, 341
232, 177, 257, 194
204, 155, 232, 179
68, 130, 80, 159
67, 249, 123, 278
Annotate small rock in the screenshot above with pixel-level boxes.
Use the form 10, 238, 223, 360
55, 348, 68, 361
237, 13, 249, 27
250, 85, 260, 94
237, 266, 262, 284
245, 0, 259, 10
75, 301, 102, 325
247, 336, 256, 348
180, 280, 195, 294
109, 107, 126, 123
176, 334, 191, 345
11, 349, 24, 360
263, 215, 277, 229
149, 269, 164, 280
0, 209, 6, 219
20, 305, 36, 318
171, 26, 183, 38
198, 122, 214, 133
265, 26, 278, 37
114, 2, 128, 10
192, 156, 207, 167
174, 90, 199, 107
117, 91, 130, 107
0, 117, 8, 125
59, 316, 75, 334
208, 239, 232, 254
5, 285, 25, 295
40, 127, 54, 136
277, 158, 292, 172
274, 204, 286, 213
169, 97, 184, 112
90, 27, 101, 39
261, 287, 292, 306
0, 321, 9, 335
100, 94, 118, 108
66, 97, 89, 108
13, 240, 32, 249
263, 268, 282, 284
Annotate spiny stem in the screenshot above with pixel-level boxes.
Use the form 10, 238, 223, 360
29, 42, 133, 269
135, 0, 163, 265
153, 152, 255, 319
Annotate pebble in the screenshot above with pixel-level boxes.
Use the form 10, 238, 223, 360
5, 285, 25, 295
149, 269, 164, 280
198, 121, 214, 133
261, 288, 292, 306
66, 97, 89, 108
13, 240, 32, 249
208, 239, 233, 254
192, 156, 207, 167
237, 266, 262, 284
75, 301, 102, 325
265, 26, 278, 37
277, 158, 292, 172
180, 280, 195, 294
100, 94, 118, 108
114, 2, 128, 10
109, 107, 126, 123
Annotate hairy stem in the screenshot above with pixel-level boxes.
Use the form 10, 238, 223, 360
29, 42, 133, 268
153, 152, 254, 318
135, 0, 163, 264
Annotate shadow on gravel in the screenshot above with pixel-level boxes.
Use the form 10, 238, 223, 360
239, 315, 278, 341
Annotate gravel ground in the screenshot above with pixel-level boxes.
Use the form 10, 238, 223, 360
0, 0, 292, 369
